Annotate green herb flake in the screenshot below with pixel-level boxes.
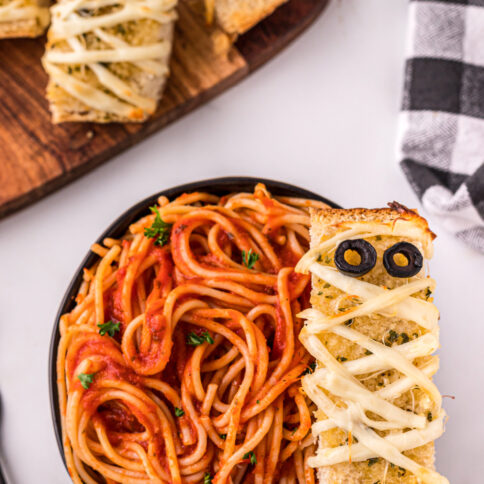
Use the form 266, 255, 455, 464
187, 331, 214, 346
375, 235, 382, 241
97, 320, 120, 337
401, 332, 410, 344
144, 206, 172, 246
203, 472, 212, 484
425, 288, 432, 299
323, 283, 331, 288
78, 373, 95, 389
242, 249, 259, 269
256, 400, 260, 404
243, 451, 257, 465
365, 349, 372, 355
174, 407, 185, 417
367, 457, 379, 467
336, 356, 347, 362
344, 319, 354, 326
427, 411, 433, 422
317, 291, 323, 296
220, 434, 226, 440
303, 362, 316, 375
388, 329, 399, 343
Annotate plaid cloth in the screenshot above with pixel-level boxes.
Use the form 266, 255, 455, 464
399, 0, 484, 252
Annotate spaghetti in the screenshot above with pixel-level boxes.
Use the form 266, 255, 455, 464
56, 183, 329, 483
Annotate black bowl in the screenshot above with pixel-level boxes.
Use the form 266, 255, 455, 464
48, 176, 341, 475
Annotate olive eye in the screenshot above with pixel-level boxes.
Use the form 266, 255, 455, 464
383, 242, 423, 278
334, 239, 377, 277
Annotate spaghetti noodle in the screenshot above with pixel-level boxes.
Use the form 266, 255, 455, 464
57, 183, 329, 483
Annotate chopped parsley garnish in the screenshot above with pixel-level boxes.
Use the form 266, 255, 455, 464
323, 283, 331, 288
398, 466, 407, 476
401, 332, 410, 344
303, 361, 316, 375
367, 457, 379, 466
203, 472, 212, 484
344, 319, 354, 326
375, 235, 382, 241
174, 407, 185, 417
220, 434, 226, 440
427, 411, 433, 422
243, 451, 257, 465
144, 206, 172, 246
336, 356, 347, 362
242, 249, 259, 269
256, 400, 260, 404
78, 373, 95, 389
425, 288, 432, 299
317, 291, 323, 296
97, 320, 120, 337
324, 256, 332, 264
187, 331, 214, 346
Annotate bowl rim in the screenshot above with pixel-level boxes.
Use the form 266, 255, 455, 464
48, 176, 341, 472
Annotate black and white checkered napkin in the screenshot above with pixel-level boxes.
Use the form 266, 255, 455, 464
399, 0, 484, 252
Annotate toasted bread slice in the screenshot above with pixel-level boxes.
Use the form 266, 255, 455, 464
296, 204, 448, 484
42, 0, 177, 123
0, 0, 49, 38
208, 0, 288, 35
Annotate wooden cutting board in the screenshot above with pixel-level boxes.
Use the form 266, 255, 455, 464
0, 0, 329, 219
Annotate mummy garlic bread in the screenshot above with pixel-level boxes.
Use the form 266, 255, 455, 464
42, 0, 178, 123
0, 0, 49, 38
296, 204, 448, 484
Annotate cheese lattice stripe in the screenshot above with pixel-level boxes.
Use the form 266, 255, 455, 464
42, 0, 177, 122
296, 208, 448, 484
0, 0, 50, 37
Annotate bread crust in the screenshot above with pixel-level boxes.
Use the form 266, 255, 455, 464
0, 18, 45, 37
214, 0, 288, 35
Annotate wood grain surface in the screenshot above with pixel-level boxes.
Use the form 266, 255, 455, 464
0, 0, 329, 219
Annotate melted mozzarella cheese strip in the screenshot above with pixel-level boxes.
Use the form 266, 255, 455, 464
297, 226, 447, 483
43, 0, 177, 119
0, 0, 49, 23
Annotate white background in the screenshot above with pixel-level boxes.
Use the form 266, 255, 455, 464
1, 0, 483, 482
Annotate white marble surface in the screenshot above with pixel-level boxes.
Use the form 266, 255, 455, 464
1, 0, 483, 482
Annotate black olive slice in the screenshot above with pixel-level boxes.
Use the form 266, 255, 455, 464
383, 242, 423, 278
334, 239, 377, 277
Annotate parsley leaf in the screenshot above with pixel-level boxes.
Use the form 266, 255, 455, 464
97, 320, 120, 337
144, 206, 172, 247
220, 434, 226, 440
78, 373, 95, 389
242, 249, 259, 269
203, 472, 212, 484
243, 451, 257, 465
187, 331, 214, 346
367, 457, 379, 466
174, 407, 184, 417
